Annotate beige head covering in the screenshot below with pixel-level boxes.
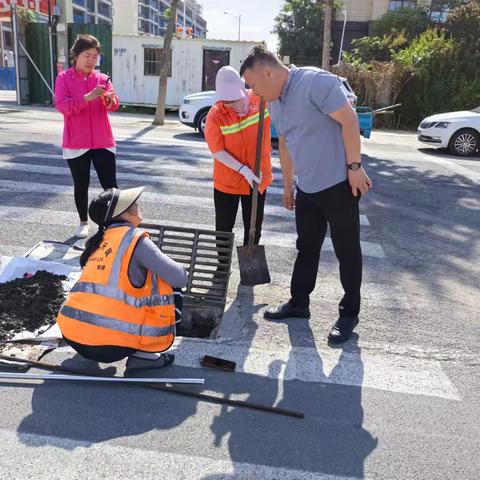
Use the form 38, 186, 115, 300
104, 187, 145, 223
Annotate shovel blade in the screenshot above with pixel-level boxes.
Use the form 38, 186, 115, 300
237, 244, 271, 286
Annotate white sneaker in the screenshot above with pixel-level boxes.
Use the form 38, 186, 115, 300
75, 224, 89, 239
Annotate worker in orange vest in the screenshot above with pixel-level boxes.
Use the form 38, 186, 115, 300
205, 66, 273, 246
57, 187, 188, 371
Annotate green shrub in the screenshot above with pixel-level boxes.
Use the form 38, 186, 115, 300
393, 28, 480, 127
372, 8, 430, 40
344, 32, 409, 64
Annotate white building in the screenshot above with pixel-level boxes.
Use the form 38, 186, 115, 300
112, 34, 260, 108
113, 0, 207, 38
58, 0, 113, 24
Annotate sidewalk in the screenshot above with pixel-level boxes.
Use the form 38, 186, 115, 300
0, 90, 16, 105
0, 90, 179, 125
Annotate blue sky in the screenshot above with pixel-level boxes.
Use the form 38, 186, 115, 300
199, 0, 284, 52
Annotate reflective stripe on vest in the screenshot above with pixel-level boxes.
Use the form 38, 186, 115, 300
60, 305, 175, 337
109, 227, 137, 287
69, 282, 174, 308
220, 109, 270, 136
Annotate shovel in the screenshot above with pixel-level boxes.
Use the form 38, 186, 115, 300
237, 97, 271, 286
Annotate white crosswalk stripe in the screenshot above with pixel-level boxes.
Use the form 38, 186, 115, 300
0, 175, 372, 226
0, 133, 459, 404
0, 428, 360, 480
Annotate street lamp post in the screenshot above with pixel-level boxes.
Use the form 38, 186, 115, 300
337, 10, 347, 65
224, 11, 241, 41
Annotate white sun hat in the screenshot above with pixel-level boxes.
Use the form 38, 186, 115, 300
104, 187, 145, 222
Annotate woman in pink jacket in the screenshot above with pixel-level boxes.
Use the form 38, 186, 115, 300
55, 34, 120, 239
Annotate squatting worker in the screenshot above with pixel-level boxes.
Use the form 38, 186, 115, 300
240, 46, 373, 346
55, 34, 119, 240
205, 66, 273, 247
57, 187, 188, 371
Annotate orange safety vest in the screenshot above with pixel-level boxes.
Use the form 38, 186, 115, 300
57, 226, 176, 353
205, 90, 273, 196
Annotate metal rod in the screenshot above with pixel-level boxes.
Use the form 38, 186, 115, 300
0, 371, 205, 384
0, 354, 305, 419
47, 0, 55, 101
337, 10, 347, 65
373, 103, 402, 114
0, 19, 5, 68
11, 1, 21, 105
18, 40, 54, 95
2, 337, 61, 344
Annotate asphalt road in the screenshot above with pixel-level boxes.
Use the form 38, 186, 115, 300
0, 100, 479, 479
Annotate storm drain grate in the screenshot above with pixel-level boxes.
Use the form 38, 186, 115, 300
141, 223, 235, 335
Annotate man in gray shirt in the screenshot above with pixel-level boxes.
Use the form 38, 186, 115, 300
240, 46, 372, 345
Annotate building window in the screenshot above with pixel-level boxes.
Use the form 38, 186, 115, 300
139, 19, 150, 33
73, 8, 86, 23
87, 0, 95, 12
4, 30, 12, 49
73, 0, 87, 7
144, 48, 172, 76
139, 5, 150, 19
388, 1, 417, 10
98, 2, 111, 18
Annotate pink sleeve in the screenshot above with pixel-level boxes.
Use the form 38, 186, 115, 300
105, 80, 120, 113
54, 74, 87, 117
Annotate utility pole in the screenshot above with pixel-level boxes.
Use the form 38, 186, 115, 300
0, 19, 4, 67
11, 0, 20, 105
322, 0, 333, 71
224, 11, 241, 41
183, 0, 186, 37
47, 0, 55, 102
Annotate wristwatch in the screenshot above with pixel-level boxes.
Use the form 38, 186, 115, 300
347, 162, 362, 171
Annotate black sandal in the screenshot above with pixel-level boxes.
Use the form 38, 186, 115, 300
125, 353, 175, 373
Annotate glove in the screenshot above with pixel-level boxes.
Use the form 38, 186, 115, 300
213, 151, 261, 188
238, 165, 260, 188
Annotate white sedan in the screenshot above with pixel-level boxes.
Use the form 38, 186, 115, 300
179, 76, 357, 136
417, 108, 480, 156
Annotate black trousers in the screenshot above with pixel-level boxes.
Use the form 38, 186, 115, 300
67, 149, 118, 222
214, 188, 267, 246
64, 291, 184, 364
290, 180, 362, 318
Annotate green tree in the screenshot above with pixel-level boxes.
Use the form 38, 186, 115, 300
446, 1, 480, 42
428, 1, 471, 21
445, 1, 480, 76
344, 32, 409, 64
372, 8, 430, 39
393, 28, 480, 126
274, 0, 325, 66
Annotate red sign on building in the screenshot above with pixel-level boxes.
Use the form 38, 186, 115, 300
0, 1, 55, 19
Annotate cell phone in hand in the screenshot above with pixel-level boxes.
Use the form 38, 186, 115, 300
201, 355, 236, 372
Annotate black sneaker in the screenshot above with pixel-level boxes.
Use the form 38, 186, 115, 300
264, 302, 310, 320
328, 316, 359, 346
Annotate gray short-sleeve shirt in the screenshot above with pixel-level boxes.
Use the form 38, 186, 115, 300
268, 66, 349, 193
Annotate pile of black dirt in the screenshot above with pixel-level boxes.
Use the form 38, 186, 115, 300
0, 270, 66, 343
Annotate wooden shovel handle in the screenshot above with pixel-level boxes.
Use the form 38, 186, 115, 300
248, 97, 266, 247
